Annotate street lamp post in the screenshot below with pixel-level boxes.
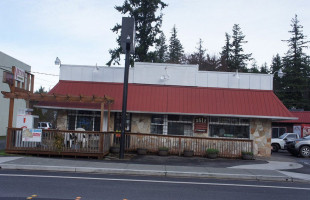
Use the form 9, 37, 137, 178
119, 17, 135, 159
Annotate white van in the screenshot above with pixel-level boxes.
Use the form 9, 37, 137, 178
37, 122, 53, 130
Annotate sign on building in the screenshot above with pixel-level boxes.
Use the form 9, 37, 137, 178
2, 71, 14, 85
194, 117, 208, 133
14, 67, 25, 82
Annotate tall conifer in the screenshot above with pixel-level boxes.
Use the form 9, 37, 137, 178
107, 0, 167, 66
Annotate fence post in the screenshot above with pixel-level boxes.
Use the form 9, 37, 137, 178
6, 128, 12, 151
178, 137, 181, 156
99, 133, 104, 154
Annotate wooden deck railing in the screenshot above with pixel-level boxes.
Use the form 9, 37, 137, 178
6, 128, 112, 158
115, 133, 253, 158
6, 128, 253, 158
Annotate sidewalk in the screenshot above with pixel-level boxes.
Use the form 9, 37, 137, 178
1, 155, 309, 183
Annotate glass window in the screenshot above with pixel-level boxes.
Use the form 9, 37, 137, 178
272, 127, 287, 138
168, 115, 179, 121
94, 116, 100, 131
210, 117, 219, 123
67, 110, 101, 131
240, 118, 250, 124
167, 115, 193, 136
76, 116, 93, 131
151, 115, 164, 134
209, 117, 250, 138
220, 117, 231, 124
231, 118, 239, 124
114, 113, 131, 132
168, 122, 184, 136
68, 115, 76, 130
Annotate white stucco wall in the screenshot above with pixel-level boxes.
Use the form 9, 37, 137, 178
59, 63, 273, 90
59, 62, 274, 90
0, 51, 31, 136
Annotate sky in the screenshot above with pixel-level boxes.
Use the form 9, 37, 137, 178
0, 0, 309, 91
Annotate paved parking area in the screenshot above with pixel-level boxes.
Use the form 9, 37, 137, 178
271, 150, 310, 174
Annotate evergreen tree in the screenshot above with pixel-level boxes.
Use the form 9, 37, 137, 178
194, 38, 206, 69
270, 54, 283, 73
281, 15, 310, 110
107, 0, 168, 66
168, 25, 184, 64
230, 24, 252, 72
260, 62, 269, 74
219, 33, 231, 71
205, 54, 220, 71
187, 39, 207, 70
35, 86, 47, 94
271, 54, 284, 99
249, 59, 259, 73
154, 32, 168, 63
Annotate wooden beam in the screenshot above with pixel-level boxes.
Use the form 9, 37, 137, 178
26, 73, 30, 91
7, 66, 16, 129
107, 103, 111, 132
30, 74, 34, 93
1, 91, 114, 104
100, 102, 104, 132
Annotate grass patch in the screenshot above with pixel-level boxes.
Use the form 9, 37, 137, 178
0, 149, 7, 156
0, 149, 15, 156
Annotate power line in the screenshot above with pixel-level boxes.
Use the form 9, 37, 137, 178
1, 65, 59, 76
32, 71, 59, 76
35, 77, 58, 83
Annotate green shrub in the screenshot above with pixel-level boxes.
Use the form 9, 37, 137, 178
241, 151, 254, 156
53, 133, 64, 152
206, 148, 219, 154
158, 147, 169, 151
112, 144, 120, 148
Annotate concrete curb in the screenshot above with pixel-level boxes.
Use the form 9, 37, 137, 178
1, 164, 306, 183
165, 170, 294, 182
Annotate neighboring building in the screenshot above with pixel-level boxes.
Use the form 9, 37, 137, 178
37, 62, 295, 156
272, 111, 310, 138
0, 51, 31, 136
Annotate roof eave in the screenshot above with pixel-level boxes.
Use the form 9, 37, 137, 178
35, 105, 296, 120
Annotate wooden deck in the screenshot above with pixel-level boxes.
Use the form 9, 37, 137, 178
6, 128, 253, 158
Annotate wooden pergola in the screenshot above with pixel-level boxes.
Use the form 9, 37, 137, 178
1, 91, 114, 131
2, 66, 114, 137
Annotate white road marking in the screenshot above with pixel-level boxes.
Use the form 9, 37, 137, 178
0, 173, 309, 191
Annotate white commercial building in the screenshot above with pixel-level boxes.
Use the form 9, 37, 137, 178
0, 51, 31, 136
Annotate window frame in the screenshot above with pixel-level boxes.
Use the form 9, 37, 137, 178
209, 117, 250, 138
114, 112, 131, 132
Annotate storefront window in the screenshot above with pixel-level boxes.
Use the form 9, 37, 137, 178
67, 110, 101, 131
114, 113, 131, 132
209, 117, 250, 138
151, 115, 164, 134
272, 127, 287, 138
167, 115, 193, 136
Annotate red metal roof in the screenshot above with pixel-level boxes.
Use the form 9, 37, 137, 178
276, 111, 310, 124
38, 80, 295, 120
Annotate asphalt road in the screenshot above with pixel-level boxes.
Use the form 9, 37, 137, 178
0, 170, 310, 200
